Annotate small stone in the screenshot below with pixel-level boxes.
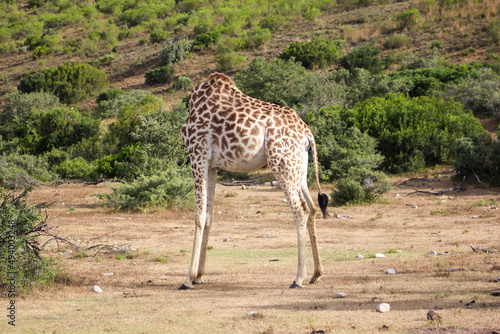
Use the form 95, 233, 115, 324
491, 290, 500, 296
384, 268, 397, 275
494, 277, 500, 282
335, 292, 347, 298
411, 205, 418, 209
264, 182, 271, 186
282, 199, 287, 203
278, 212, 283, 215
376, 303, 390, 313
223, 238, 230, 242
375, 253, 386, 258
217, 211, 223, 214
356, 254, 364, 259
241, 185, 246, 190
272, 181, 279, 187
449, 268, 458, 272
394, 193, 400, 197
90, 285, 103, 293
472, 215, 478, 219
427, 309, 442, 320
428, 250, 437, 255
102, 273, 114, 276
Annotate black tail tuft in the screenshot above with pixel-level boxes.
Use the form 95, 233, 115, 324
318, 192, 329, 219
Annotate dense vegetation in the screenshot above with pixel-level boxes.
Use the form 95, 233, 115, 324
0, 0, 499, 210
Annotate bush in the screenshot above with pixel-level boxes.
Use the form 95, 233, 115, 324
121, 7, 157, 27
442, 68, 500, 117
236, 27, 271, 50
215, 51, 246, 72
0, 91, 61, 141
340, 94, 491, 173
490, 18, 500, 44
18, 62, 109, 104
159, 37, 191, 66
145, 66, 175, 85
383, 34, 409, 49
454, 137, 500, 186
0, 154, 56, 189
389, 64, 476, 97
0, 188, 64, 294
193, 30, 220, 50
96, 165, 194, 212
32, 45, 51, 59
305, 107, 384, 183
279, 37, 346, 69
149, 29, 169, 44
55, 157, 94, 180
396, 8, 421, 30
340, 43, 383, 75
172, 76, 192, 90
95, 89, 162, 118
258, 15, 286, 32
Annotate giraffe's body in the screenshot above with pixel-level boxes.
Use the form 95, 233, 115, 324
179, 73, 328, 289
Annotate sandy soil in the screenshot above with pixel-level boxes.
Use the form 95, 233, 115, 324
1, 170, 500, 334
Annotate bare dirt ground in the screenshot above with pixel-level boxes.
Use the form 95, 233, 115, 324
2, 170, 500, 334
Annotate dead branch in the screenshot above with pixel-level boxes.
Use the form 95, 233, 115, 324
470, 244, 499, 254
407, 176, 466, 195
397, 177, 440, 184
220, 179, 260, 186
50, 179, 123, 186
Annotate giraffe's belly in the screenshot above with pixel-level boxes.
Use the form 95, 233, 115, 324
209, 142, 267, 173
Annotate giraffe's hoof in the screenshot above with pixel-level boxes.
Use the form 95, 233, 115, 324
289, 281, 304, 289
178, 283, 194, 290
309, 277, 322, 284
193, 278, 204, 285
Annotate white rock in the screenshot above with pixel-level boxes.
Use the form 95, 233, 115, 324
394, 193, 400, 197
385, 268, 397, 275
223, 238, 230, 242
241, 185, 246, 190
335, 292, 347, 298
272, 181, 279, 187
376, 303, 390, 313
90, 285, 103, 293
356, 254, 364, 259
102, 273, 114, 276
428, 250, 437, 255
495, 277, 500, 282
375, 253, 386, 258
472, 215, 478, 219
264, 182, 271, 186
411, 205, 418, 209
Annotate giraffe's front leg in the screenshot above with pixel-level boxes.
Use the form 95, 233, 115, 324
179, 174, 207, 290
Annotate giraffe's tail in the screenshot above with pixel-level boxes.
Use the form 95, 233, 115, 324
310, 136, 329, 219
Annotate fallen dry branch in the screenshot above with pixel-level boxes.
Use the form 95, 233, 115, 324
220, 179, 260, 186
51, 179, 123, 186
470, 244, 500, 254
407, 176, 467, 195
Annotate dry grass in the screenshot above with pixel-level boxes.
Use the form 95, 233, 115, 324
1, 171, 499, 333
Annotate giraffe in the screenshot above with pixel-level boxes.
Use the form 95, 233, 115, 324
179, 73, 329, 290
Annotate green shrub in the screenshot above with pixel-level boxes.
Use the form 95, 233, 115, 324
0, 91, 61, 141
442, 68, 500, 117
145, 66, 175, 85
96, 165, 194, 212
389, 65, 476, 97
236, 27, 271, 50
340, 43, 383, 74
32, 44, 51, 59
279, 37, 346, 69
0, 154, 56, 189
0, 188, 64, 294
332, 170, 391, 206
454, 137, 500, 186
305, 107, 384, 183
149, 29, 169, 44
490, 18, 500, 44
18, 62, 109, 104
258, 15, 286, 32
340, 94, 491, 173
55, 157, 94, 180
383, 34, 409, 49
193, 30, 220, 50
121, 7, 157, 27
215, 52, 246, 72
396, 8, 421, 30
172, 76, 192, 90
159, 37, 191, 66
95, 89, 162, 118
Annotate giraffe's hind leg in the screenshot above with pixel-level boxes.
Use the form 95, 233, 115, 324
300, 164, 323, 284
